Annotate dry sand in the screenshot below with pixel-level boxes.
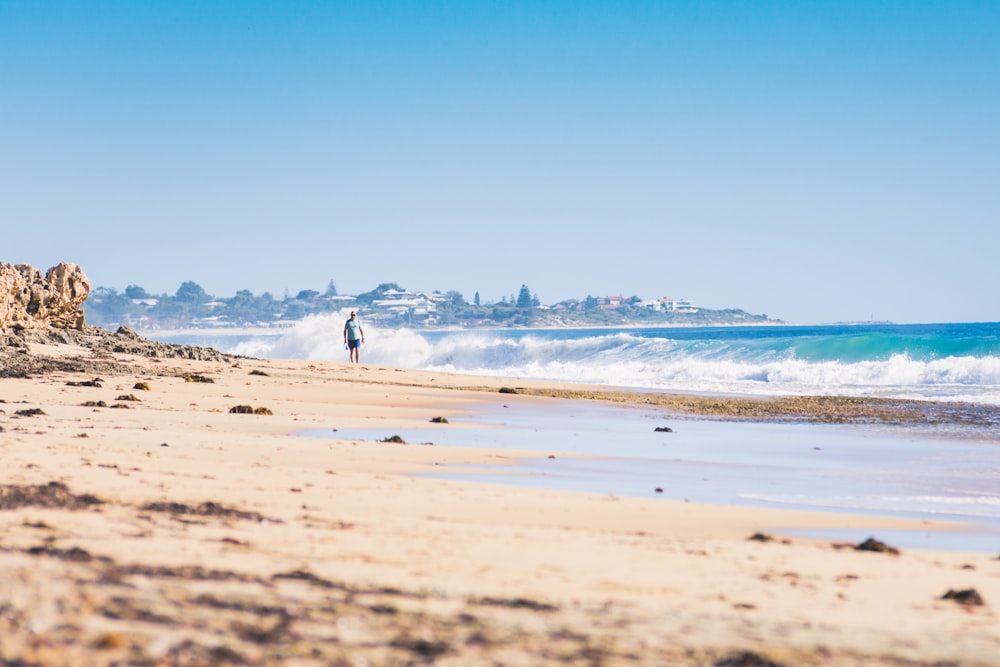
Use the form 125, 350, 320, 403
1, 345, 998, 666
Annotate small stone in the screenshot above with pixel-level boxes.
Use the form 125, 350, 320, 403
749, 532, 774, 542
855, 537, 900, 555
942, 588, 985, 606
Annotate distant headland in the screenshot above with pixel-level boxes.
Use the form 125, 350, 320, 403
3, 263, 781, 331
86, 280, 781, 330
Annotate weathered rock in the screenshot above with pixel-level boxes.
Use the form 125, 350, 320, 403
855, 537, 900, 556
748, 532, 775, 542
1, 325, 235, 378
941, 588, 986, 606
0, 262, 90, 330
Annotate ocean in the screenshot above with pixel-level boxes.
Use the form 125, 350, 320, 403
153, 318, 1000, 406
149, 317, 1000, 551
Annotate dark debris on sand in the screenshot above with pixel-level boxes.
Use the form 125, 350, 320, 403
854, 537, 901, 556
0, 481, 104, 511
941, 588, 986, 606
484, 386, 1000, 430
0, 325, 235, 378
1, 536, 659, 666
139, 500, 273, 523
715, 650, 787, 667
0, 486, 983, 667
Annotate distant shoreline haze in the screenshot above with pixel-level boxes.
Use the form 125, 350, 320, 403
85, 281, 780, 330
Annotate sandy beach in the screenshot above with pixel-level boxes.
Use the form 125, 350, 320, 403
2, 338, 998, 666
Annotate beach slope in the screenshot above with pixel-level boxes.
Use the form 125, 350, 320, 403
1, 338, 998, 666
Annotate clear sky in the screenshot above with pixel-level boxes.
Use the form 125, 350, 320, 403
2, 1, 997, 324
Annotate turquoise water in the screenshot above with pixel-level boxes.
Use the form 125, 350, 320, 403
150, 321, 1000, 551
155, 320, 1000, 405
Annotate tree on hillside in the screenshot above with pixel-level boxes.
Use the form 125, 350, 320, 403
226, 290, 259, 324
325, 280, 338, 296
516, 284, 533, 308
175, 281, 210, 304
474, 291, 480, 307
257, 292, 278, 320
125, 284, 150, 299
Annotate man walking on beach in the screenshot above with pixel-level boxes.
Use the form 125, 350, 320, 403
343, 311, 365, 363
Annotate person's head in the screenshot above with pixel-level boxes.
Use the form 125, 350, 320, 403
350, 311, 356, 319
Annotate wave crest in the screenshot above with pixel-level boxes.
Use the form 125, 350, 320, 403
220, 323, 1000, 404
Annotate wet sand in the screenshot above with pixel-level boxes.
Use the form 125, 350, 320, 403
1, 342, 998, 666
317, 400, 1000, 552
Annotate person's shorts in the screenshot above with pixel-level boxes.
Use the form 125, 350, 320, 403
347, 339, 361, 350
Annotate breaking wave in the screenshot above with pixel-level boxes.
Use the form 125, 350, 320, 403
193, 316, 1000, 405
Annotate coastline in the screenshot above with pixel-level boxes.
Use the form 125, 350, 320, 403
2, 340, 999, 665
141, 322, 1000, 411
139, 319, 794, 337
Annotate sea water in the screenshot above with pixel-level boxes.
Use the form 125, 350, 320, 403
149, 318, 1000, 550
155, 318, 1000, 405
301, 399, 1000, 552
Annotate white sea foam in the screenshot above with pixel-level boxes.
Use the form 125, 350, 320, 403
741, 493, 1000, 520
206, 318, 1000, 405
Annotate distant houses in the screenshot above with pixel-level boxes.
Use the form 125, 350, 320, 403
653, 297, 698, 313
87, 282, 723, 331
600, 295, 624, 310
368, 289, 449, 326
552, 295, 698, 314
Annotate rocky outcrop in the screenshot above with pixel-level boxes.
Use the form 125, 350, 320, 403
1, 325, 235, 378
1, 262, 236, 378
0, 262, 90, 330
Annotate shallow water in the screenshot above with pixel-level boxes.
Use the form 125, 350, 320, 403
300, 399, 1000, 552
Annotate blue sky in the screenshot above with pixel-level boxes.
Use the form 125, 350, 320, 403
2, 1, 997, 324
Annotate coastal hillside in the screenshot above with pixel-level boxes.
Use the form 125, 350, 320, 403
83, 278, 779, 330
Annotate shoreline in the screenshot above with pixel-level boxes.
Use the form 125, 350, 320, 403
139, 322, 1000, 416
314, 396, 1000, 553
2, 337, 999, 665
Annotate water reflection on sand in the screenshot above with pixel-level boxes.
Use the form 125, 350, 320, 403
301, 399, 1000, 552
